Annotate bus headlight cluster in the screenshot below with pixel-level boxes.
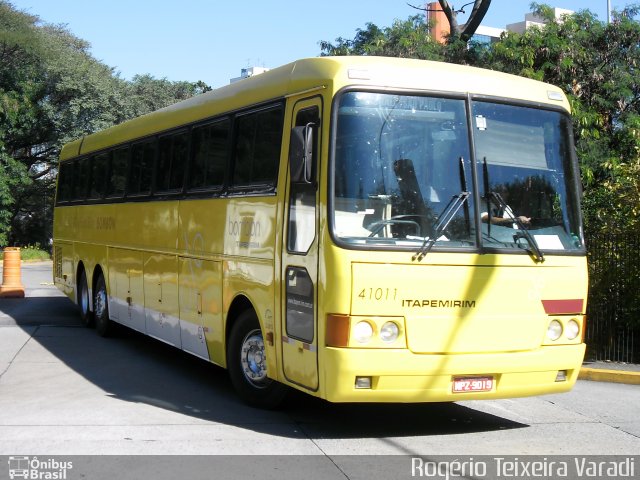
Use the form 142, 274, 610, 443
326, 315, 405, 348
352, 319, 402, 346
546, 318, 582, 342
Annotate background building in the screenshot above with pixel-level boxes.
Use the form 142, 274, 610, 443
230, 66, 270, 84
506, 8, 575, 34
425, 1, 450, 43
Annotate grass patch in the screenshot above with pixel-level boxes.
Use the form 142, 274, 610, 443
0, 246, 50, 262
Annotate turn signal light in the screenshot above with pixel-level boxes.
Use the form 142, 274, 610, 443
326, 314, 350, 347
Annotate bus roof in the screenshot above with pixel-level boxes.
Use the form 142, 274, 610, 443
60, 56, 570, 161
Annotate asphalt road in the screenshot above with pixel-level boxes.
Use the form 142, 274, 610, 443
1, 263, 639, 469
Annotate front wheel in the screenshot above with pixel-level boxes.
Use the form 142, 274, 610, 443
93, 273, 113, 337
227, 310, 287, 408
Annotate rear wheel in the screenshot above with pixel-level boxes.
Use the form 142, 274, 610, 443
94, 273, 113, 337
78, 269, 94, 327
227, 310, 287, 408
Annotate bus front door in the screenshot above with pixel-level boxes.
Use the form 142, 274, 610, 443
280, 98, 322, 391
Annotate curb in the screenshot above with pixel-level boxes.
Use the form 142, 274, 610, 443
579, 367, 640, 385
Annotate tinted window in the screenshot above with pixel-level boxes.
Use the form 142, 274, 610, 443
108, 147, 128, 197
233, 106, 283, 186
190, 119, 229, 190
89, 152, 109, 199
129, 140, 155, 196
76, 157, 91, 200
157, 131, 188, 192
57, 161, 75, 202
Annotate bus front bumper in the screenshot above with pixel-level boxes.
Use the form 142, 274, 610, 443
321, 343, 586, 403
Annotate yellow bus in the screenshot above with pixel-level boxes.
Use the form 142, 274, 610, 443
53, 56, 587, 407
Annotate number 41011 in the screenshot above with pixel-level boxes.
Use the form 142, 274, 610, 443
358, 287, 397, 301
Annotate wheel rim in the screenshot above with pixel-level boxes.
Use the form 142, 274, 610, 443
95, 282, 107, 319
240, 329, 270, 388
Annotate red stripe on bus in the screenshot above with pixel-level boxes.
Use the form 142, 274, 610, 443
541, 299, 584, 314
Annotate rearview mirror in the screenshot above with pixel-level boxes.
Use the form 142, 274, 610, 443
289, 123, 314, 184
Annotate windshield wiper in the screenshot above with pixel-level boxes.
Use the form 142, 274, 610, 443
412, 190, 470, 262
486, 190, 545, 263
482, 157, 544, 263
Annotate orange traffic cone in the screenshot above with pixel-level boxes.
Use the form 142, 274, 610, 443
0, 247, 25, 298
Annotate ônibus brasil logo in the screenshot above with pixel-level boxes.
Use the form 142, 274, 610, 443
8, 456, 73, 479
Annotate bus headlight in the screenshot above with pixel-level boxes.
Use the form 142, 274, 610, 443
566, 319, 580, 340
380, 321, 399, 343
547, 320, 563, 341
353, 321, 374, 344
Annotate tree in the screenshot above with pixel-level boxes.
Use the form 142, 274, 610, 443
320, 15, 444, 59
1, 2, 129, 246
408, 0, 492, 43
0, 1, 211, 248
123, 74, 211, 118
440, 0, 492, 42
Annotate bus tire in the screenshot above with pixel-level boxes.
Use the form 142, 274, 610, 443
78, 269, 94, 327
94, 273, 113, 337
227, 310, 287, 409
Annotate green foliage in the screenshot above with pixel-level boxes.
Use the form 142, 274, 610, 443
319, 14, 488, 66
123, 74, 211, 118
0, 244, 50, 261
320, 16, 445, 60
0, 1, 210, 248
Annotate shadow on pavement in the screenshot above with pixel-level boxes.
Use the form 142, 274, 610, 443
4, 264, 528, 440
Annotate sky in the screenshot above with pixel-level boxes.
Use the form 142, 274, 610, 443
8, 0, 633, 89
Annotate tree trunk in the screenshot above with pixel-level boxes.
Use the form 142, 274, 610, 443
437, 0, 492, 43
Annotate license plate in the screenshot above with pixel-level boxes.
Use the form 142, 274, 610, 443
452, 376, 494, 393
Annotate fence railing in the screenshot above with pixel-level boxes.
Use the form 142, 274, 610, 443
585, 233, 640, 363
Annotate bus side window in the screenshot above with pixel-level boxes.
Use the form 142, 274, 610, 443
157, 131, 188, 192
108, 146, 128, 198
88, 152, 109, 200
189, 119, 229, 191
129, 140, 155, 196
57, 161, 75, 203
287, 106, 319, 254
232, 105, 283, 188
76, 157, 91, 201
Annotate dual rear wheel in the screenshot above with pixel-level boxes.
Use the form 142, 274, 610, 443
93, 273, 112, 337
78, 269, 284, 407
77, 269, 112, 337
78, 269, 93, 327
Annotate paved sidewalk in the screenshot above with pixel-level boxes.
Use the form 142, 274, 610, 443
580, 360, 640, 385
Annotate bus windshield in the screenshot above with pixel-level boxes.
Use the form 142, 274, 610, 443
332, 91, 584, 254
473, 101, 583, 253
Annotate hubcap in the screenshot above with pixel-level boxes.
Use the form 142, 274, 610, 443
95, 284, 106, 319
240, 329, 269, 388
